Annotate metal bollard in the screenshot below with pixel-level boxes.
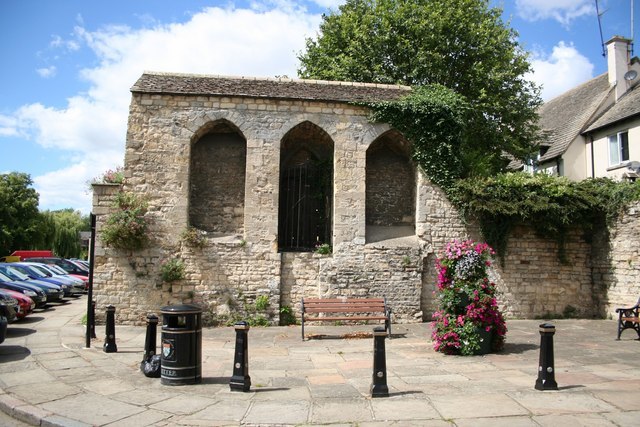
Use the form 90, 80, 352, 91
142, 314, 159, 361
140, 313, 160, 377
103, 305, 118, 353
535, 323, 558, 391
370, 326, 389, 398
90, 300, 97, 339
229, 321, 251, 392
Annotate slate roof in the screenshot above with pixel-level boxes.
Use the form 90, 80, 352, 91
131, 72, 411, 103
537, 73, 611, 162
583, 83, 640, 133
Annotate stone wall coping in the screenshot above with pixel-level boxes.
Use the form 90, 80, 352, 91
131, 71, 411, 103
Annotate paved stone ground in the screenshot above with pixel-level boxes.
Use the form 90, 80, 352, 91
0, 295, 639, 426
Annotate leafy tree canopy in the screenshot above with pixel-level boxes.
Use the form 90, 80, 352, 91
298, 0, 542, 178
0, 172, 41, 255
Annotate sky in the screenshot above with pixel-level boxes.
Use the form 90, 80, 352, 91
0, 0, 637, 214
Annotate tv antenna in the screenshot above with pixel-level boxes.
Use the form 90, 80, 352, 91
596, 0, 607, 57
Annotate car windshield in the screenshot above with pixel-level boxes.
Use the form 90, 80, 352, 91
0, 266, 30, 281
29, 265, 53, 277
49, 265, 67, 275
15, 265, 47, 279
0, 271, 14, 282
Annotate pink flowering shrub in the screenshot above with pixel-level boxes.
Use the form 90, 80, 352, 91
92, 166, 125, 185
431, 239, 507, 355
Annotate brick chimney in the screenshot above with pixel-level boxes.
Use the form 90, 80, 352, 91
606, 36, 633, 100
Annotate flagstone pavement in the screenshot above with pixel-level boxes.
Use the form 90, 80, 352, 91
0, 295, 638, 426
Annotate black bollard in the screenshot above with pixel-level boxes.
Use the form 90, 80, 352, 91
370, 326, 389, 398
103, 305, 118, 353
535, 323, 558, 391
142, 314, 159, 361
229, 321, 251, 392
90, 300, 97, 339
140, 313, 160, 378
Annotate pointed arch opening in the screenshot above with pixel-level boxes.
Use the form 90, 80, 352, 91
189, 120, 246, 235
366, 130, 415, 242
278, 121, 334, 252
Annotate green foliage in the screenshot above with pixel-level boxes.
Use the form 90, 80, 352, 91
298, 0, 542, 177
314, 243, 332, 255
39, 209, 89, 258
366, 85, 468, 189
279, 305, 298, 326
160, 259, 185, 282
0, 172, 41, 255
449, 173, 640, 262
181, 226, 207, 249
100, 191, 149, 251
88, 166, 124, 188
254, 295, 270, 311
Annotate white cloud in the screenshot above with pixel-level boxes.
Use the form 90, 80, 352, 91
0, 115, 21, 137
515, 0, 594, 26
309, 0, 344, 9
36, 66, 57, 78
528, 41, 595, 100
6, 3, 322, 213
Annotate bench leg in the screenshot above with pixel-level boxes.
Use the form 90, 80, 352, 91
617, 319, 623, 340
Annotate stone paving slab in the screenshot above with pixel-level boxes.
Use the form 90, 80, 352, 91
0, 296, 639, 426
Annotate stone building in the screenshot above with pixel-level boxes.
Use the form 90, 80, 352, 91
92, 72, 639, 325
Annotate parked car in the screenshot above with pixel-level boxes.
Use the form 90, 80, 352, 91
0, 264, 64, 303
9, 263, 72, 297
22, 257, 88, 277
41, 263, 88, 291
0, 293, 18, 323
0, 288, 34, 319
0, 303, 8, 344
0, 269, 48, 308
22, 262, 84, 295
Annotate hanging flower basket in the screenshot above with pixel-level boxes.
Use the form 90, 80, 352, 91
431, 239, 507, 356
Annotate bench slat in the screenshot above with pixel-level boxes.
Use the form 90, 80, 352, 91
305, 306, 385, 313
303, 316, 388, 322
301, 297, 391, 340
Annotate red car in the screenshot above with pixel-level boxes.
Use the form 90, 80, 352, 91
0, 289, 34, 319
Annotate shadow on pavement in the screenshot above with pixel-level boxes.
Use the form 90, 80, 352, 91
201, 376, 231, 385
5, 327, 36, 338
0, 345, 31, 362
502, 342, 538, 354
17, 316, 45, 324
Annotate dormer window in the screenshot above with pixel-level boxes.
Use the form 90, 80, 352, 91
608, 131, 629, 166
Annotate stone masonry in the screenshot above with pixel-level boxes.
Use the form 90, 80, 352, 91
92, 72, 639, 325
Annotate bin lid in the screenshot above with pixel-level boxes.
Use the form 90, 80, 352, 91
160, 303, 202, 314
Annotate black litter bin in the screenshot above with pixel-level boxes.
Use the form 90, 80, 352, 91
160, 304, 202, 385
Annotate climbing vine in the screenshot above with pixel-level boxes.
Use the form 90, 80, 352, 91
101, 191, 150, 251
365, 86, 640, 263
449, 173, 640, 262
365, 84, 469, 190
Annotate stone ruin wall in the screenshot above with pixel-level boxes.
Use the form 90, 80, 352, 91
91, 88, 640, 325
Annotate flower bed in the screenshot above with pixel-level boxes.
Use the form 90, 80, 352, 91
431, 240, 507, 355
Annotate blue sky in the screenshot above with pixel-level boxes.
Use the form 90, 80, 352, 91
0, 0, 637, 214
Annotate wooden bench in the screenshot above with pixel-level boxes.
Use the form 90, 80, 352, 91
300, 297, 391, 340
615, 297, 640, 340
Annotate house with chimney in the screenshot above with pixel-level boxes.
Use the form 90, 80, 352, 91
532, 36, 640, 180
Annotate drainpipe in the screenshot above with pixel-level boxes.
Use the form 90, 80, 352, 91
589, 135, 595, 178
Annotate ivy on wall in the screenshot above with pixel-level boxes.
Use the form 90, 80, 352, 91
364, 84, 469, 190
364, 87, 640, 262
450, 174, 640, 262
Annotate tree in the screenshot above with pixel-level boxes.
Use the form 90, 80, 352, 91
0, 172, 41, 255
40, 209, 89, 258
298, 0, 542, 180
